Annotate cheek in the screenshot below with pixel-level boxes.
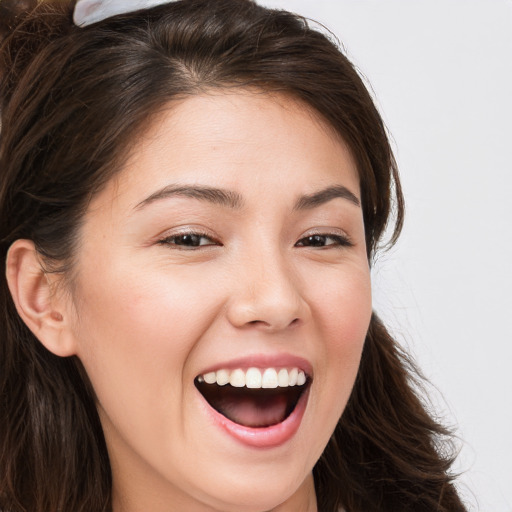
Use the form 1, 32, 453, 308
74, 257, 220, 348
291, 261, 371, 466
310, 262, 372, 355
310, 262, 371, 398
69, 260, 223, 420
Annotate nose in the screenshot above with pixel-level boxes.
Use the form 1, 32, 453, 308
226, 252, 308, 332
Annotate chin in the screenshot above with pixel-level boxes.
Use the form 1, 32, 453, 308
193, 473, 312, 512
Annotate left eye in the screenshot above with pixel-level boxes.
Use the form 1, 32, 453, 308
295, 234, 352, 248
159, 233, 217, 248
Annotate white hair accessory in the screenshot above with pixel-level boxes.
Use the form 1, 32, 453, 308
73, 0, 178, 27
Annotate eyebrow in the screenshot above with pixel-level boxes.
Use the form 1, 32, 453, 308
134, 184, 244, 210
134, 183, 360, 212
293, 185, 360, 210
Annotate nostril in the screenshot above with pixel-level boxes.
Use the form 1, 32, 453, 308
245, 317, 300, 329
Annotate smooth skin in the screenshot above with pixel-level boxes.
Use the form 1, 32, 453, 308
7, 90, 372, 511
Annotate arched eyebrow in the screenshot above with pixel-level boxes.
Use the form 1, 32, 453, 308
293, 185, 360, 210
134, 184, 244, 210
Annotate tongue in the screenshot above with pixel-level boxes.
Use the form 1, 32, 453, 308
218, 392, 289, 428
196, 381, 305, 428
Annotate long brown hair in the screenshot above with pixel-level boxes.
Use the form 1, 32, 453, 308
0, 1, 465, 510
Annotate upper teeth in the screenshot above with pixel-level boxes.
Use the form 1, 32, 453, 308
197, 367, 307, 388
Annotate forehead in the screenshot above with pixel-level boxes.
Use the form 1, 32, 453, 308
92, 90, 360, 213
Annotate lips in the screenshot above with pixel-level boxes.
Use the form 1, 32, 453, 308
195, 372, 308, 428
194, 357, 312, 438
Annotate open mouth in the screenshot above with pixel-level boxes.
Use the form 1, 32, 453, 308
195, 368, 311, 429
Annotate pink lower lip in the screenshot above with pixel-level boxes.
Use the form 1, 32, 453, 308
199, 385, 310, 449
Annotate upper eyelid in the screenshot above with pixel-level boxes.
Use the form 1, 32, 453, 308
156, 226, 218, 240
298, 227, 351, 239
160, 232, 214, 241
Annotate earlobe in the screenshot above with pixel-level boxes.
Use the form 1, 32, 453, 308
5, 239, 77, 357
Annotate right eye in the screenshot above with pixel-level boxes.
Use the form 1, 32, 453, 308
158, 232, 220, 249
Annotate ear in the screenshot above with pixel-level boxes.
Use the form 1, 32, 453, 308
5, 239, 77, 357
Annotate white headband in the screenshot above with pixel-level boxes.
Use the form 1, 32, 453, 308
73, 0, 178, 27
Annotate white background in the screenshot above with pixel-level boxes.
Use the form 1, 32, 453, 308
260, 1, 512, 510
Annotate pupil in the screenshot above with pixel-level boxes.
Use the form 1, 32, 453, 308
180, 234, 200, 246
307, 235, 325, 246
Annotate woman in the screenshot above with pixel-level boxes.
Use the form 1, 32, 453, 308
0, 0, 467, 511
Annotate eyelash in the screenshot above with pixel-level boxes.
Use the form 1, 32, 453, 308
294, 233, 353, 248
157, 231, 220, 249
157, 231, 353, 250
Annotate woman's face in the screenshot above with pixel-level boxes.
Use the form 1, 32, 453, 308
65, 91, 372, 512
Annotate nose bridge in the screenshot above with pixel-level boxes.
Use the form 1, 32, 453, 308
226, 241, 306, 331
